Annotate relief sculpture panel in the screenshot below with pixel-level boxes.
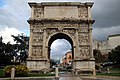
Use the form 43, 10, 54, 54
78, 27, 89, 33
79, 46, 90, 58
78, 7, 88, 19
32, 46, 43, 57
46, 28, 59, 38
44, 22, 78, 28
34, 7, 44, 18
33, 32, 43, 45
63, 29, 76, 37
78, 33, 89, 45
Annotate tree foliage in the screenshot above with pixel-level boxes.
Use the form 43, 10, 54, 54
0, 37, 16, 66
11, 34, 29, 63
108, 45, 120, 67
93, 49, 102, 63
0, 34, 29, 67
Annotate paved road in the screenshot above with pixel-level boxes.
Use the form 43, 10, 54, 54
59, 72, 120, 80
59, 72, 82, 80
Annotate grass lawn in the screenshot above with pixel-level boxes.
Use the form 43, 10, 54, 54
97, 73, 120, 76
0, 69, 55, 78
97, 68, 120, 77
0, 69, 5, 78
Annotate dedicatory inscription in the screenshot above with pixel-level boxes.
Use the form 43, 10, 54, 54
44, 6, 78, 18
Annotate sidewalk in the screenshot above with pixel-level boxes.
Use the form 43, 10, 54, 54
59, 72, 82, 80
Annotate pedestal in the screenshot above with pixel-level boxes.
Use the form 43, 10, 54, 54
74, 59, 95, 71
27, 57, 50, 71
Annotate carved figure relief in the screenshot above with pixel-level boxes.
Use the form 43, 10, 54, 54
79, 7, 88, 19
78, 27, 89, 33
34, 7, 44, 18
79, 46, 90, 58
46, 28, 58, 37
32, 25, 44, 30
44, 22, 78, 28
78, 34, 89, 44
32, 46, 42, 56
80, 23, 88, 27
33, 32, 43, 44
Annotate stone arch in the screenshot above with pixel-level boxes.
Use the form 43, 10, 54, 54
27, 2, 95, 71
46, 32, 74, 60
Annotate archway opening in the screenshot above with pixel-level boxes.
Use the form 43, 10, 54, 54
48, 33, 74, 69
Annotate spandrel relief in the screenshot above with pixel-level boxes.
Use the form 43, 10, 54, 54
46, 28, 58, 37
63, 29, 76, 37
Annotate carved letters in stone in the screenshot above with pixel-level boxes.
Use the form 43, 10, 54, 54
78, 34, 89, 44
32, 46, 42, 56
34, 7, 44, 18
79, 46, 90, 58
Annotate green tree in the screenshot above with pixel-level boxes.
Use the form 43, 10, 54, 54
0, 37, 16, 66
93, 49, 102, 63
11, 34, 29, 63
108, 45, 120, 68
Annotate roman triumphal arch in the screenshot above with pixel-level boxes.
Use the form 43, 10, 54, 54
27, 2, 95, 71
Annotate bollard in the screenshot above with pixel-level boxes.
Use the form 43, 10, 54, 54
75, 70, 78, 75
93, 68, 96, 76
11, 68, 15, 80
107, 68, 110, 73
55, 67, 59, 78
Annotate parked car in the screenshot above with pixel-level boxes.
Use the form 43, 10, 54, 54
101, 62, 114, 67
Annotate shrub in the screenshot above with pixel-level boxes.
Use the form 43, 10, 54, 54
15, 65, 29, 77
4, 65, 29, 77
4, 65, 15, 77
95, 65, 100, 70
40, 68, 51, 73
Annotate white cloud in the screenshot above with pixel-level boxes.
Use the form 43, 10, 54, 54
50, 39, 71, 60
0, 0, 30, 31
0, 26, 24, 44
0, 0, 30, 44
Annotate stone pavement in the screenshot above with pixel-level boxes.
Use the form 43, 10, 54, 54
59, 72, 120, 80
59, 72, 82, 80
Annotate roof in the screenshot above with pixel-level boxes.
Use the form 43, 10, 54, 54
108, 34, 120, 37
65, 51, 72, 55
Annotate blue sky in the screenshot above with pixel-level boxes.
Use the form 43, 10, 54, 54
0, 0, 5, 7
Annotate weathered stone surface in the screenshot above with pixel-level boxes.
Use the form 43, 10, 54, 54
44, 6, 78, 19
27, 2, 95, 71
